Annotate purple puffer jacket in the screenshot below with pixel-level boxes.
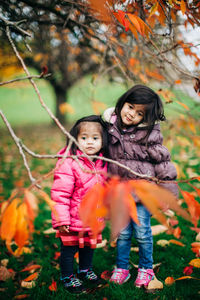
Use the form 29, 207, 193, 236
51, 148, 107, 231
104, 108, 178, 199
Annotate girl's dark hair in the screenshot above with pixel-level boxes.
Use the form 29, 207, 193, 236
67, 115, 108, 164
115, 84, 166, 141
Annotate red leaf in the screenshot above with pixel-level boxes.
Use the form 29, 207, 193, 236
101, 270, 112, 280
49, 279, 57, 292
54, 252, 60, 260
183, 266, 193, 275
181, 190, 200, 227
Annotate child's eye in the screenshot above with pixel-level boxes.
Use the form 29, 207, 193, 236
138, 112, 144, 117
93, 137, 99, 140
81, 137, 86, 140
129, 104, 133, 109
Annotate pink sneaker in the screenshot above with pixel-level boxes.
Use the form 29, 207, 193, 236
134, 268, 155, 288
110, 268, 130, 284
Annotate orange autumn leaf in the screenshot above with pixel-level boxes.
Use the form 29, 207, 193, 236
113, 11, 130, 32
20, 265, 41, 272
23, 272, 38, 282
14, 295, 29, 299
180, 0, 187, 15
79, 183, 107, 237
189, 258, 200, 268
88, 0, 112, 24
165, 276, 175, 285
49, 279, 57, 291
169, 239, 185, 247
127, 14, 152, 38
173, 226, 181, 239
181, 190, 200, 227
0, 198, 21, 254
14, 203, 29, 249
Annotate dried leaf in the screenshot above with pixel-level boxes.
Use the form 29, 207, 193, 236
0, 198, 20, 241
189, 258, 200, 268
43, 228, 56, 234
181, 190, 200, 227
79, 183, 107, 237
146, 276, 163, 290
169, 239, 185, 247
48, 279, 57, 291
151, 224, 168, 235
173, 226, 181, 239
165, 276, 175, 285
96, 239, 107, 248
180, 0, 187, 15
0, 266, 15, 281
183, 266, 193, 275
20, 265, 41, 272
21, 280, 36, 289
100, 270, 112, 280
14, 203, 29, 249
14, 295, 29, 299
23, 272, 38, 282
156, 239, 170, 247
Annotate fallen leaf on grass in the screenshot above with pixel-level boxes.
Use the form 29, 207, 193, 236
183, 266, 193, 275
168, 239, 185, 247
101, 270, 112, 280
189, 258, 200, 268
0, 266, 15, 281
21, 281, 36, 289
74, 252, 79, 263
156, 239, 170, 247
146, 276, 163, 290
1, 259, 9, 267
131, 246, 139, 252
165, 277, 175, 285
196, 232, 200, 241
48, 279, 57, 291
43, 228, 56, 234
96, 239, 107, 248
20, 265, 41, 272
54, 252, 60, 260
151, 224, 168, 235
14, 295, 29, 299
23, 272, 38, 282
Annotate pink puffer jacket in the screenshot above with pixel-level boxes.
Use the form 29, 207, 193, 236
51, 148, 107, 231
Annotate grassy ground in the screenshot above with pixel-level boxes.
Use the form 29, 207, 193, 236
0, 79, 200, 299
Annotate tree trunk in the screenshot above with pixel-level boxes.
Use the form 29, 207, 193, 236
53, 85, 67, 125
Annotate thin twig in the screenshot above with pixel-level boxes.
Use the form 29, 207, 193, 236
0, 74, 51, 86
0, 110, 39, 187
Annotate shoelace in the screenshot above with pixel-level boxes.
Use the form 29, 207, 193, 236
67, 276, 82, 287
137, 269, 147, 280
86, 270, 97, 280
112, 269, 123, 281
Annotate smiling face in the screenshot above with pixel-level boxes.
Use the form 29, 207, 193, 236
77, 122, 103, 156
120, 102, 146, 127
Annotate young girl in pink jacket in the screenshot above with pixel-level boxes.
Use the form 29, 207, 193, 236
51, 115, 108, 294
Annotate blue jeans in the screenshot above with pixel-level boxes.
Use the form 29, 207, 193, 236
116, 203, 153, 270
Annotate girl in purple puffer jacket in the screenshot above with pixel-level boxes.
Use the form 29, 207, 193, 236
51, 115, 108, 294
103, 85, 178, 290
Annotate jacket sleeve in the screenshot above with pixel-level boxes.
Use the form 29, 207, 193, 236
51, 158, 75, 229
148, 144, 179, 198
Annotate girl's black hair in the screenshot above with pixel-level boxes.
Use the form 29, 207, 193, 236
67, 115, 108, 164
115, 84, 166, 142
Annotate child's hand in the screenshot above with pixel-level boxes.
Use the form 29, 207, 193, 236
57, 225, 70, 233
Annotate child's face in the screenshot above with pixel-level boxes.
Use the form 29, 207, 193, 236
77, 122, 102, 156
120, 102, 146, 126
